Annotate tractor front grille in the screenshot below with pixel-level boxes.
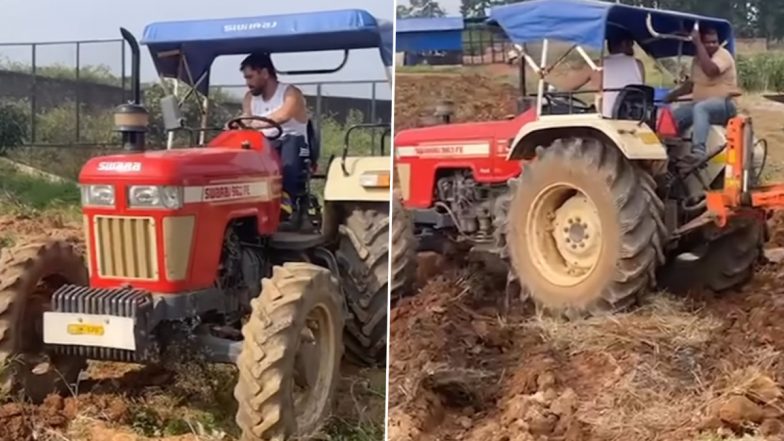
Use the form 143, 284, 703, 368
48, 284, 158, 363
94, 215, 158, 280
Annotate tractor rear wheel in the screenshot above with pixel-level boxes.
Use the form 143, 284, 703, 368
234, 262, 344, 441
336, 203, 389, 366
391, 195, 417, 304
703, 220, 764, 291
0, 240, 88, 403
658, 219, 764, 294
502, 137, 661, 316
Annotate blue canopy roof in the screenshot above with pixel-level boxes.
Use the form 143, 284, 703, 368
396, 17, 465, 52
487, 0, 735, 59
140, 9, 393, 95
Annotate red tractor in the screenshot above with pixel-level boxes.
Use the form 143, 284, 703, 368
0, 9, 393, 441
394, 2, 776, 316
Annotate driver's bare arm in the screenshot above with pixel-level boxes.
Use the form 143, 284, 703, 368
245, 86, 307, 130
241, 92, 253, 116
265, 86, 307, 124
548, 66, 593, 92
692, 30, 722, 78
665, 80, 693, 102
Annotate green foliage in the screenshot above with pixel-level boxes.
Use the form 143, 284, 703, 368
0, 162, 79, 210
324, 419, 384, 441
460, 0, 517, 18
737, 53, 784, 92
143, 81, 236, 146
0, 57, 122, 86
615, 0, 784, 39
0, 100, 29, 154
35, 101, 116, 145
397, 0, 446, 18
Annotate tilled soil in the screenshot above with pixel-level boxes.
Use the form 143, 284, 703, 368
388, 252, 784, 441
389, 71, 784, 441
394, 72, 520, 132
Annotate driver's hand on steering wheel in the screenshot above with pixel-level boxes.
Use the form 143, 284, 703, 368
225, 117, 271, 130
247, 119, 273, 130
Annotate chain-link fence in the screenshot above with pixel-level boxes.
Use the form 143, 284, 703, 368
0, 39, 129, 147
400, 19, 516, 66
0, 39, 391, 180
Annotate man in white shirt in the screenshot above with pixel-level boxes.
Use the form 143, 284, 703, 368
238, 52, 311, 224
554, 31, 646, 117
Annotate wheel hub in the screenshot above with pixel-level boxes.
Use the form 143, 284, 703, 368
527, 184, 603, 288
552, 195, 602, 275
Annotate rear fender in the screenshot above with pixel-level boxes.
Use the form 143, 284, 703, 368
321, 200, 390, 243
507, 114, 668, 161
324, 156, 391, 203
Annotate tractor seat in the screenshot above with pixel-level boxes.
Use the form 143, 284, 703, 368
306, 119, 321, 169
611, 85, 657, 129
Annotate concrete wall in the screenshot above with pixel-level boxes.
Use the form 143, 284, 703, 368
0, 70, 391, 125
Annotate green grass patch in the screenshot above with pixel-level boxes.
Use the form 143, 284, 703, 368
0, 161, 79, 210
324, 418, 384, 441
396, 65, 465, 74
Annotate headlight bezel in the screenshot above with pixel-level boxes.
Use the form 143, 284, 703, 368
81, 184, 116, 207
127, 185, 184, 210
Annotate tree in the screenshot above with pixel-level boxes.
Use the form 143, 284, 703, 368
0, 101, 28, 155
396, 0, 446, 18
460, 0, 517, 18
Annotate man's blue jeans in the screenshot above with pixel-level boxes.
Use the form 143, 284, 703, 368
270, 134, 308, 203
672, 97, 737, 156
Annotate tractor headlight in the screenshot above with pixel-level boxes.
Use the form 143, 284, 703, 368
128, 185, 183, 209
81, 184, 115, 207
359, 171, 391, 188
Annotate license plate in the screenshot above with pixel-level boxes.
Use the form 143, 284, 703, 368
66, 323, 105, 336
44, 312, 136, 351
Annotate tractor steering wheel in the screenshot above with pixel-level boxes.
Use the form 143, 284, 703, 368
226, 116, 284, 140
543, 92, 592, 112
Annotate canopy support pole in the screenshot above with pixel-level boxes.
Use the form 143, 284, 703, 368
167, 78, 178, 150
536, 39, 549, 118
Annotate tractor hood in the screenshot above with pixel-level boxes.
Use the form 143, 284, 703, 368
79, 148, 280, 186
394, 109, 535, 146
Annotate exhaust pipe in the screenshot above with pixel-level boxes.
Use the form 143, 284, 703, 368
115, 27, 149, 152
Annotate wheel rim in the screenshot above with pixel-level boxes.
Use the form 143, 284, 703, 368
291, 302, 338, 432
526, 182, 603, 290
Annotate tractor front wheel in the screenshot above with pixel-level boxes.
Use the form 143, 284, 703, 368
0, 240, 88, 403
234, 262, 345, 441
502, 137, 661, 316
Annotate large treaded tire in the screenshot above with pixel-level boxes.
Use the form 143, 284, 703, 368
705, 221, 764, 293
234, 262, 345, 441
501, 137, 663, 316
659, 220, 764, 294
703, 220, 764, 291
0, 240, 88, 403
335, 203, 389, 367
391, 195, 417, 303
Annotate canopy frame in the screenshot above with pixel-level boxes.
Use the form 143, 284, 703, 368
138, 8, 392, 147
488, 1, 736, 119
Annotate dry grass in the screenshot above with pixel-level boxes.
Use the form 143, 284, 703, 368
526, 295, 722, 355
522, 296, 784, 441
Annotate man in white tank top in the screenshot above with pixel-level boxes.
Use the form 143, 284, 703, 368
552, 31, 645, 117
238, 52, 311, 224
